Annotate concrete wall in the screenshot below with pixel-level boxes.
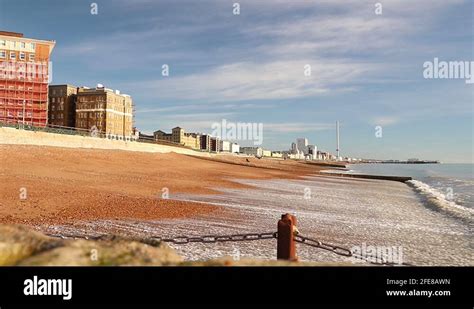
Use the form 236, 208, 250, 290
0, 127, 212, 157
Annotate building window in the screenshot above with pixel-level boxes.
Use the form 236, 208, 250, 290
20, 42, 26, 48
0, 50, 5, 59
0, 40, 5, 46
51, 114, 55, 120
27, 112, 32, 117
31, 43, 36, 49
19, 52, 25, 60
29, 54, 35, 62
9, 52, 15, 60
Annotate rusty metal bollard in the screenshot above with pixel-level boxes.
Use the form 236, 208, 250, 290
277, 213, 298, 261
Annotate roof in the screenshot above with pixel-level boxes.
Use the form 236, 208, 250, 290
0, 30, 56, 47
0, 31, 23, 38
49, 84, 78, 89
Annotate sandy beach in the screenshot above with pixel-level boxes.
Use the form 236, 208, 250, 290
0, 144, 329, 225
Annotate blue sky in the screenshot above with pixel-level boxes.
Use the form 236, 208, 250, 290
1, 0, 472, 162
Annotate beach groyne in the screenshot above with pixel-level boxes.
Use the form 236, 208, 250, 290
319, 171, 412, 182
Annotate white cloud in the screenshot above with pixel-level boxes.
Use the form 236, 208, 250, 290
129, 60, 374, 102
264, 122, 334, 133
372, 116, 400, 126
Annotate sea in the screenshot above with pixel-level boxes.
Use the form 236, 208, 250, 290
347, 163, 473, 212
45, 163, 474, 266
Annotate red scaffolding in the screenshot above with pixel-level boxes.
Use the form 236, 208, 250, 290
0, 60, 49, 127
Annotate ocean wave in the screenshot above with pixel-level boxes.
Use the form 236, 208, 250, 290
407, 180, 474, 221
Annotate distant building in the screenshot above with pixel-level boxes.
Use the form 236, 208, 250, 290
317, 151, 327, 160
262, 149, 272, 157
200, 134, 211, 151
290, 137, 320, 160
240, 146, 263, 157
154, 127, 201, 149
138, 132, 154, 140
271, 151, 283, 158
296, 138, 309, 155
0, 31, 55, 127
48, 85, 77, 127
75, 85, 134, 140
154, 130, 171, 142
230, 142, 240, 154
210, 137, 220, 152
219, 140, 231, 152
131, 127, 139, 140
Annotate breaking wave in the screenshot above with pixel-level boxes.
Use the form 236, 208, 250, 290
407, 180, 473, 221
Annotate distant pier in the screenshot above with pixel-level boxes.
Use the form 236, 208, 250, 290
360, 160, 440, 164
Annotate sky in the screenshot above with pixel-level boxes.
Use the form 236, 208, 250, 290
0, 0, 472, 162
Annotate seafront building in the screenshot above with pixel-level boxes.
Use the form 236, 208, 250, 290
230, 142, 240, 154
210, 137, 220, 152
153, 127, 239, 153
48, 84, 77, 127
154, 127, 201, 149
271, 151, 283, 158
200, 134, 211, 151
219, 140, 230, 152
0, 31, 55, 127
240, 146, 263, 157
217, 138, 240, 153
290, 137, 318, 160
75, 85, 134, 140
296, 138, 308, 154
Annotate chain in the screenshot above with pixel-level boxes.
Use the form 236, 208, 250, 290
294, 234, 352, 256
294, 234, 411, 266
46, 232, 278, 245
154, 232, 278, 244
46, 231, 410, 265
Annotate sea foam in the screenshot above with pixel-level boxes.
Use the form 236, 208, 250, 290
407, 179, 474, 221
